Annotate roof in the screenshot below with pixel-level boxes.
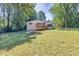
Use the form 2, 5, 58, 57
27, 20, 46, 23
27, 20, 53, 23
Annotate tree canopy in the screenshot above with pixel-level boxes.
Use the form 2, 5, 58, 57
0, 3, 36, 32
50, 3, 79, 28
37, 10, 46, 20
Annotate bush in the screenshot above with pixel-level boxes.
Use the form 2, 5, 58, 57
53, 17, 64, 29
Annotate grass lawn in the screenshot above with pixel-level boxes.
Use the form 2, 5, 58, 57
0, 30, 79, 56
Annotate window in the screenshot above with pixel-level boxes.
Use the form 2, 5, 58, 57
29, 23, 32, 25
47, 24, 52, 27
43, 23, 45, 26
36, 23, 45, 27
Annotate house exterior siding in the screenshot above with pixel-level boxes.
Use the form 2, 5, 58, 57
27, 20, 53, 32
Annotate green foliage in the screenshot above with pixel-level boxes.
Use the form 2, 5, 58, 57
11, 3, 36, 30
50, 3, 79, 28
0, 3, 36, 31
53, 17, 63, 29
29, 11, 37, 21
0, 20, 5, 28
37, 10, 46, 20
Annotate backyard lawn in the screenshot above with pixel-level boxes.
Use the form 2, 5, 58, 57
0, 30, 79, 56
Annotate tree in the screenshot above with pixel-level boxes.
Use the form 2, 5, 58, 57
0, 3, 6, 27
0, 3, 36, 32
29, 11, 37, 21
53, 17, 63, 29
37, 10, 46, 20
12, 3, 36, 30
0, 4, 13, 31
6, 4, 13, 31
50, 3, 79, 28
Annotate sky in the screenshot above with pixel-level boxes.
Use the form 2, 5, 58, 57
35, 3, 53, 21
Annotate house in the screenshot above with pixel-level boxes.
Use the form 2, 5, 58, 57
27, 20, 53, 32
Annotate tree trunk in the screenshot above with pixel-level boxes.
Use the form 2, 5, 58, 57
65, 19, 68, 28
3, 9, 6, 27
7, 13, 10, 31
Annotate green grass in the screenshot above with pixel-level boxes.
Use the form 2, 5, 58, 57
0, 30, 79, 56
0, 31, 36, 50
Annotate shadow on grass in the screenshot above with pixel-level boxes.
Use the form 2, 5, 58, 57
0, 31, 42, 50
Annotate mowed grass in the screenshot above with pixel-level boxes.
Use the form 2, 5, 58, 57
0, 30, 79, 56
